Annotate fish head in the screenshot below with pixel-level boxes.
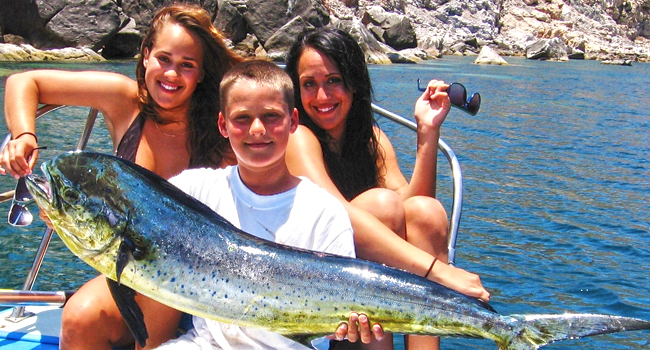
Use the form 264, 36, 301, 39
26, 151, 133, 261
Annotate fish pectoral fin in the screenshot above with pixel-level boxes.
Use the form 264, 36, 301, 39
116, 238, 136, 284
106, 278, 149, 348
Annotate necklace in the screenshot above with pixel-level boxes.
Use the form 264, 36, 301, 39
154, 121, 188, 138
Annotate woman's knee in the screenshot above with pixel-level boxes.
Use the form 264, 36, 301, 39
61, 277, 129, 345
352, 189, 406, 235
62, 285, 106, 328
404, 196, 448, 241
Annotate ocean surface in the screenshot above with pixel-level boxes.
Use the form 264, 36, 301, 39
0, 56, 649, 349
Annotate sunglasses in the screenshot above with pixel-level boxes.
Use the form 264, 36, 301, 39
7, 146, 47, 227
417, 79, 481, 116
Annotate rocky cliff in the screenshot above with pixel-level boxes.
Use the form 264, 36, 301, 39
1, 0, 648, 62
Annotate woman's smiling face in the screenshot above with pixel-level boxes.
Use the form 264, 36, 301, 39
297, 47, 353, 143
143, 22, 205, 115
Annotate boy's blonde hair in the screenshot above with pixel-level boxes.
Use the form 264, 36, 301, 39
219, 60, 295, 114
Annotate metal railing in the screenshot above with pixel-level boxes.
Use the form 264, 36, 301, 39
1, 105, 98, 321
372, 104, 463, 266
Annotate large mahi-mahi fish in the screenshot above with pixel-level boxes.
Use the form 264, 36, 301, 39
25, 151, 650, 349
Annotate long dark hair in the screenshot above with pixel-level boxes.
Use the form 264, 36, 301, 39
135, 4, 242, 167
285, 27, 383, 200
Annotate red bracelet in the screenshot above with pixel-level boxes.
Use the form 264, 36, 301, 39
13, 132, 38, 143
423, 257, 437, 278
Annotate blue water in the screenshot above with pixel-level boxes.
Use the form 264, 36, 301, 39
1, 56, 649, 349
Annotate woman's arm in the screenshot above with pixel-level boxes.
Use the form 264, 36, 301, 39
286, 126, 349, 202
381, 80, 451, 199
286, 126, 489, 300
1, 70, 139, 177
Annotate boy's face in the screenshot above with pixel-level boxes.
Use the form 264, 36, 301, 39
219, 80, 298, 171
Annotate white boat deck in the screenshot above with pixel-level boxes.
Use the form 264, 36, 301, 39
0, 306, 61, 349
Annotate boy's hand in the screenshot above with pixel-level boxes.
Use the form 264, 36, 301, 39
331, 312, 384, 343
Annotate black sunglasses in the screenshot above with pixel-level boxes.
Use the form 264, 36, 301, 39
417, 79, 481, 116
7, 146, 47, 227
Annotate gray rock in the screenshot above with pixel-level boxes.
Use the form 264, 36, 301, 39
363, 6, 417, 50
0, 43, 104, 61
378, 42, 417, 63
120, 0, 218, 38
601, 59, 633, 66
526, 38, 569, 61
0, 44, 32, 60
265, 16, 316, 61
567, 47, 585, 59
332, 18, 391, 64
240, 0, 328, 47
2, 34, 27, 45
231, 33, 260, 59
215, 0, 248, 44
474, 45, 509, 65
44, 0, 124, 51
0, 0, 123, 50
102, 18, 141, 59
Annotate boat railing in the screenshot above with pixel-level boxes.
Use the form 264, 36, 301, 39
1, 103, 463, 318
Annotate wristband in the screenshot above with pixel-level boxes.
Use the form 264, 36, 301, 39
13, 132, 38, 143
423, 257, 437, 279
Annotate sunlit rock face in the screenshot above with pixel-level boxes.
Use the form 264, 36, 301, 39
0, 0, 648, 62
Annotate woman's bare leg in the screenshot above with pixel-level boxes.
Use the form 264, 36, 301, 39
351, 188, 406, 239
60, 275, 183, 350
60, 275, 133, 350
403, 196, 449, 350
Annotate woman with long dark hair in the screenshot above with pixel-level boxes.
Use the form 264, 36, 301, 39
285, 27, 490, 350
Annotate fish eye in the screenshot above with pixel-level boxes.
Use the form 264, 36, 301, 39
133, 247, 146, 260
62, 188, 83, 204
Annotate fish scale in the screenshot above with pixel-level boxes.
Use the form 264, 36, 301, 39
25, 151, 650, 349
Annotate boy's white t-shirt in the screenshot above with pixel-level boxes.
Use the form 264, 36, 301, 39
159, 165, 355, 350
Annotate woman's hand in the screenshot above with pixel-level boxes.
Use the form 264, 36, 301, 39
331, 312, 384, 343
38, 210, 55, 229
0, 133, 39, 179
413, 79, 451, 133
429, 261, 491, 302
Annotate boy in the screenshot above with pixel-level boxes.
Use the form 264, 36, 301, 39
155, 60, 367, 350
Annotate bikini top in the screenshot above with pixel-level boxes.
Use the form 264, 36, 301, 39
114, 114, 145, 162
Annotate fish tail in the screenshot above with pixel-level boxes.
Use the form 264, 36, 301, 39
497, 313, 650, 350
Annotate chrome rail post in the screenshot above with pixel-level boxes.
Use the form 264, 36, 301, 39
371, 103, 463, 266
6, 106, 98, 321
0, 290, 72, 307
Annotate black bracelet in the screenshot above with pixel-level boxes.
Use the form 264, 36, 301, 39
13, 132, 38, 143
423, 257, 437, 278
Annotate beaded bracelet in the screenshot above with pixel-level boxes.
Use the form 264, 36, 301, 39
13, 132, 38, 143
423, 257, 438, 278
